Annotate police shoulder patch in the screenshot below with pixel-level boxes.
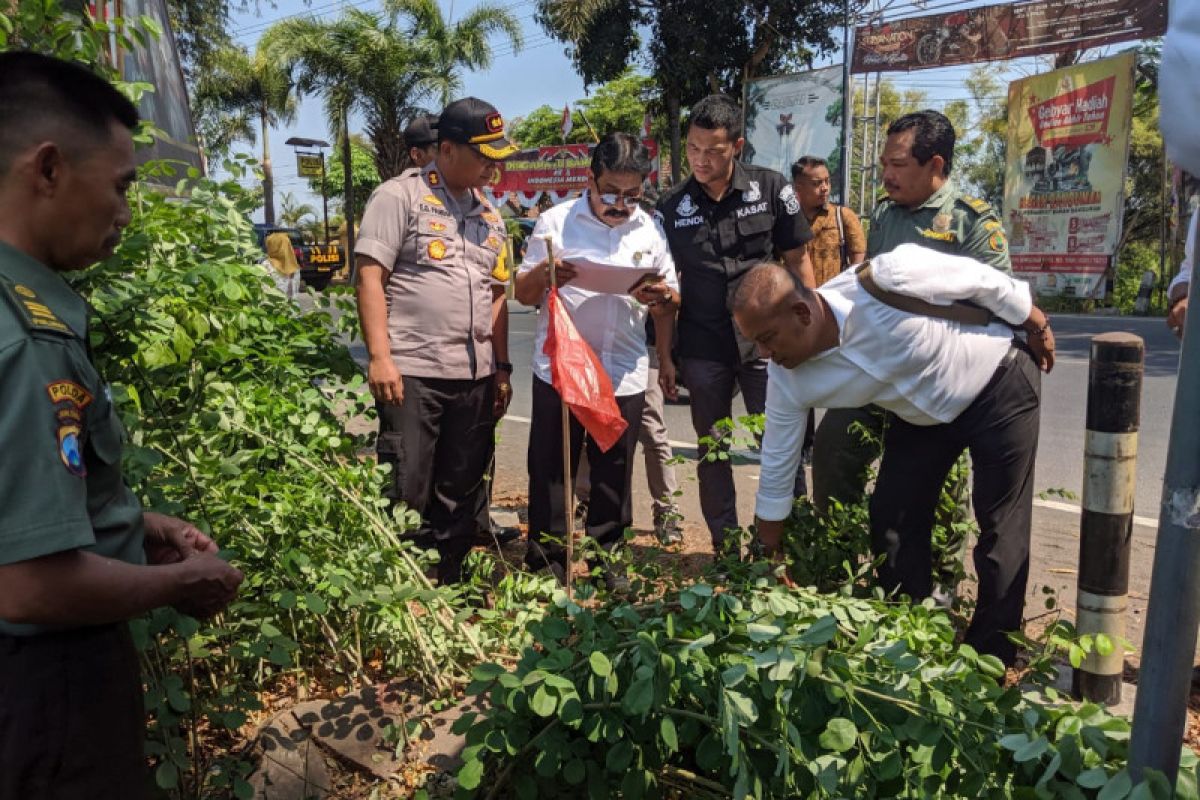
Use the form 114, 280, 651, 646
988, 231, 1007, 252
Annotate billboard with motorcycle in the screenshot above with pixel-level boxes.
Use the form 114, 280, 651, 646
852, 0, 1164, 74
1001, 52, 1135, 299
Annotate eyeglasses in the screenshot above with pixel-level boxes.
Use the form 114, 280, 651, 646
595, 191, 643, 207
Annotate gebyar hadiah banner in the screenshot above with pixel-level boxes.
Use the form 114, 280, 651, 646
1002, 52, 1135, 298
744, 67, 844, 195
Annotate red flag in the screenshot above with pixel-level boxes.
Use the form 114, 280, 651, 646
543, 287, 628, 452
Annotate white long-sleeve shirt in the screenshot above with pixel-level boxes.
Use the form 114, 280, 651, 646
1162, 0, 1200, 178
755, 243, 1033, 521
520, 195, 679, 395
1171, 207, 1196, 297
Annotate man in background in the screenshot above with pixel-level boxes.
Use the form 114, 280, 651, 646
791, 155, 866, 462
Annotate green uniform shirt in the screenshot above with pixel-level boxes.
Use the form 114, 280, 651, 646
0, 242, 145, 636
867, 181, 1012, 274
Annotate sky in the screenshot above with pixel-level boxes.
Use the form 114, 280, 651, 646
219, 0, 1119, 223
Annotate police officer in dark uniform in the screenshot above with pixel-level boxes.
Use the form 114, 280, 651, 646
657, 94, 814, 549
0, 53, 243, 798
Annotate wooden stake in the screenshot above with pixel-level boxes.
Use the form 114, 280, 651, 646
545, 238, 574, 599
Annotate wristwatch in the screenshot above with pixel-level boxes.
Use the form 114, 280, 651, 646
496, 361, 514, 373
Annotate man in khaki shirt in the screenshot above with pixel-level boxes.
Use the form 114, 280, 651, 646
355, 97, 517, 582
791, 156, 866, 287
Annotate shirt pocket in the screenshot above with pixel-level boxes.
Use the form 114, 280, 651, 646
414, 213, 459, 267
735, 212, 775, 259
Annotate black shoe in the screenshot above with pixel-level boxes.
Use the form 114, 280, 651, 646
475, 522, 521, 546
801, 446, 814, 466
573, 501, 588, 528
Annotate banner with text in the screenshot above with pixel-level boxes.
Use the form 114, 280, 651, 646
744, 67, 844, 192
1002, 52, 1135, 298
484, 140, 659, 208
853, 0, 1164, 74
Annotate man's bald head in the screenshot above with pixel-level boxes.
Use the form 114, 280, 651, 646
733, 262, 804, 322
733, 262, 836, 369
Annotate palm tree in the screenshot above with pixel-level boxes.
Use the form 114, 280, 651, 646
278, 191, 317, 229
194, 43, 298, 225
393, 0, 525, 106
261, 0, 523, 181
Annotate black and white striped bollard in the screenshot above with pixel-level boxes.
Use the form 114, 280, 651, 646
1072, 332, 1143, 705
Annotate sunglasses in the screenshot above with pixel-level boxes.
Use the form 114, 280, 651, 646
595, 191, 643, 207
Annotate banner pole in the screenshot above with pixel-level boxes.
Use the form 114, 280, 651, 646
545, 238, 574, 598
840, 0, 854, 206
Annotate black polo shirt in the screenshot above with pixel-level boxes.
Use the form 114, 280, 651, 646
657, 161, 812, 364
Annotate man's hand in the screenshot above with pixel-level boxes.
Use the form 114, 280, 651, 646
494, 370, 513, 419
1022, 307, 1056, 373
1169, 295, 1189, 338
752, 517, 795, 588
173, 554, 244, 619
143, 512, 218, 565
369, 355, 404, 405
542, 258, 578, 289
657, 357, 678, 401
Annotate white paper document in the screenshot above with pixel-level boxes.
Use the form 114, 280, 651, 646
559, 254, 659, 295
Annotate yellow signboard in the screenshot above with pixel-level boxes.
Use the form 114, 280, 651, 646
1002, 52, 1135, 298
296, 153, 324, 178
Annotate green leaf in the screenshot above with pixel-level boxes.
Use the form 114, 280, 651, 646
155, 762, 179, 790
605, 739, 634, 773
999, 733, 1030, 752
1014, 735, 1049, 763
1077, 768, 1110, 789
747, 622, 783, 642
589, 651, 612, 677
686, 633, 716, 650
303, 592, 327, 614
819, 717, 858, 753
458, 758, 485, 790
622, 676, 655, 716
721, 663, 748, 687
530, 685, 557, 717
563, 758, 587, 785
1095, 633, 1116, 657
1098, 769, 1133, 800
660, 717, 679, 753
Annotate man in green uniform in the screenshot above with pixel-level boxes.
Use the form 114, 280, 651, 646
0, 53, 244, 799
811, 109, 1020, 598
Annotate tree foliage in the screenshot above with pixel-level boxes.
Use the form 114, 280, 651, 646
534, 0, 847, 179
262, 0, 523, 181
191, 41, 298, 225
509, 70, 660, 148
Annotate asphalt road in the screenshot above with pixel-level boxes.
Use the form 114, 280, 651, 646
498, 305, 1182, 523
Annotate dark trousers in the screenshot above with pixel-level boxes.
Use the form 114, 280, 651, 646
869, 346, 1041, 665
0, 624, 146, 800
526, 377, 644, 570
812, 405, 885, 512
679, 357, 807, 546
376, 375, 495, 582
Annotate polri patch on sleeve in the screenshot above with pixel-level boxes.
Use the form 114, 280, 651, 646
58, 422, 86, 477
988, 231, 1007, 252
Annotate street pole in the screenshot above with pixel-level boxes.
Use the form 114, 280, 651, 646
840, 0, 854, 206
342, 109, 356, 285
858, 74, 870, 217
319, 150, 330, 244
545, 237, 574, 600
869, 71, 882, 203
1129, 213, 1200, 784
1072, 333, 1142, 705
